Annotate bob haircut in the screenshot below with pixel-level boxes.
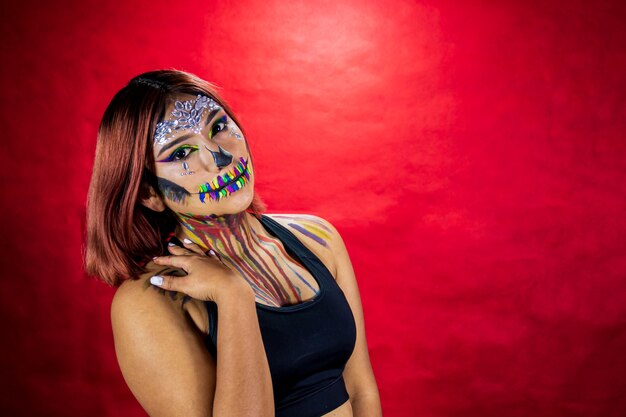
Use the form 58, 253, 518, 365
84, 69, 266, 287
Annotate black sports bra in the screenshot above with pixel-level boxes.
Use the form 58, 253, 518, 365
203, 214, 357, 417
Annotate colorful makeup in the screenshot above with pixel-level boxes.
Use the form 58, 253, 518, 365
174, 211, 315, 307
209, 115, 229, 140
157, 144, 199, 163
271, 215, 334, 248
198, 157, 251, 203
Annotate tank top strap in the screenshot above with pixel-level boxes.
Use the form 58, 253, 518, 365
258, 214, 335, 287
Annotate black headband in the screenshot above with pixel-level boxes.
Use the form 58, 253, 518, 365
132, 77, 168, 90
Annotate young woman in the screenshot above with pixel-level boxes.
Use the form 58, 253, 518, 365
84, 69, 382, 417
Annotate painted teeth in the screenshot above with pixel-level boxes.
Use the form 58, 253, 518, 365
197, 158, 250, 202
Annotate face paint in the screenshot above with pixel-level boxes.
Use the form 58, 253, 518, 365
152, 95, 252, 209
198, 157, 251, 203
209, 115, 229, 140
270, 215, 334, 248
174, 211, 320, 307
157, 144, 200, 163
204, 144, 233, 169
157, 156, 252, 205
154, 94, 221, 145
157, 177, 191, 204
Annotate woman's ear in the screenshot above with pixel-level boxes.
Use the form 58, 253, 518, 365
139, 183, 166, 212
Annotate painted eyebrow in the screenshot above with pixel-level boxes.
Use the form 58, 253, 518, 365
156, 108, 223, 157
157, 134, 193, 158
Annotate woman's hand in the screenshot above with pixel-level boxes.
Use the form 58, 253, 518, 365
149, 239, 253, 303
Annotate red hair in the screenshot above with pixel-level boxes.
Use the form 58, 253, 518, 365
84, 69, 267, 287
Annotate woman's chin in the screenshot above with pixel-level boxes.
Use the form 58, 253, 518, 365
219, 186, 255, 213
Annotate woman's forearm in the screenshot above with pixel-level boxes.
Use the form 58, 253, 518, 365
213, 288, 274, 417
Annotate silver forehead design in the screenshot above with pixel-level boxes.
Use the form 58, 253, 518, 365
154, 94, 222, 145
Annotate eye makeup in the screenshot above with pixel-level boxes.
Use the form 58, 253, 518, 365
198, 157, 251, 203
209, 115, 229, 140
157, 144, 199, 163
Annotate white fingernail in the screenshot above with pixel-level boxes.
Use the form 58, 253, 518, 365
168, 242, 176, 246
209, 249, 216, 256
150, 275, 164, 286
183, 238, 193, 244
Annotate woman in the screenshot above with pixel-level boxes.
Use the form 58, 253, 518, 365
84, 69, 382, 417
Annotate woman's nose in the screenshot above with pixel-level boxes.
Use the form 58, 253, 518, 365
203, 144, 233, 170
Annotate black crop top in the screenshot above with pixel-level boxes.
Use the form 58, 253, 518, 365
202, 214, 357, 417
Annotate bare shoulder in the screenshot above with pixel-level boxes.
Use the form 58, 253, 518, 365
110, 263, 216, 416
113, 262, 183, 301
111, 262, 209, 336
111, 267, 183, 359
263, 213, 344, 279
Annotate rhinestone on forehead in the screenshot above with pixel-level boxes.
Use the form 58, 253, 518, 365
154, 94, 222, 145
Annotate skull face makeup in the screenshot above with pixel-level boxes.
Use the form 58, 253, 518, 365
198, 156, 251, 202
150, 93, 254, 217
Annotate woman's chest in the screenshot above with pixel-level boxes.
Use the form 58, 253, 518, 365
229, 240, 333, 307
255, 282, 357, 391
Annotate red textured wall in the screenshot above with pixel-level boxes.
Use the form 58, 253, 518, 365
2, 0, 626, 416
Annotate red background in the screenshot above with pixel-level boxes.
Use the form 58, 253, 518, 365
2, 0, 626, 416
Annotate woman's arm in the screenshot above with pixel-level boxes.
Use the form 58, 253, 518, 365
324, 218, 383, 417
211, 287, 274, 416
111, 276, 273, 417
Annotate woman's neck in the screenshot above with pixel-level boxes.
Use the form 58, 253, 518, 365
174, 210, 265, 256
172, 210, 309, 306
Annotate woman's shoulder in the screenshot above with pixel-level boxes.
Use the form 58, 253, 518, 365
263, 212, 342, 249
263, 213, 343, 279
109, 264, 217, 415
111, 262, 208, 335
112, 262, 167, 307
